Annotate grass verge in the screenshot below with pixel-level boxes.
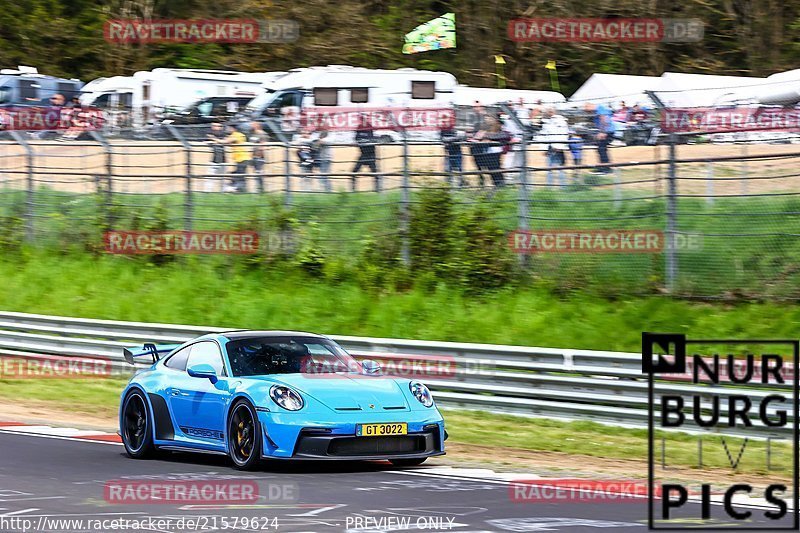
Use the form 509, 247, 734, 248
2, 252, 800, 352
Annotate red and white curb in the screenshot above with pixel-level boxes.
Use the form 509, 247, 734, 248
0, 421, 121, 445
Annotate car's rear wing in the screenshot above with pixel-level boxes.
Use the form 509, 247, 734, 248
123, 343, 182, 365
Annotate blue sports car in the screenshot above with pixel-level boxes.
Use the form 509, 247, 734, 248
119, 331, 446, 470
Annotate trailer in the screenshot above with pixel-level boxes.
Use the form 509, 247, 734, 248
80, 68, 285, 129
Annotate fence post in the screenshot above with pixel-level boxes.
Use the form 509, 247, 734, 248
666, 136, 678, 293
741, 142, 748, 195
284, 141, 292, 207
10, 131, 34, 242
166, 125, 192, 230
499, 103, 531, 266
90, 131, 114, 228
706, 160, 714, 206
400, 132, 410, 265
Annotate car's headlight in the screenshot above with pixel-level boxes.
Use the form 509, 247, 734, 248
409, 381, 434, 407
269, 385, 304, 411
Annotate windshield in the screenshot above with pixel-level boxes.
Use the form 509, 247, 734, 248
226, 336, 361, 377
245, 89, 277, 112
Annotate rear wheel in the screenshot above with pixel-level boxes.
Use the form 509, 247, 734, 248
389, 457, 427, 468
121, 390, 155, 458
228, 400, 262, 470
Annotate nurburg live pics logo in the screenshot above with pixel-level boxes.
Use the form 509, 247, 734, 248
642, 332, 799, 530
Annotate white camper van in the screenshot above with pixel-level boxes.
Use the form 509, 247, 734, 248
81, 69, 285, 128
247, 65, 458, 115
244, 65, 458, 141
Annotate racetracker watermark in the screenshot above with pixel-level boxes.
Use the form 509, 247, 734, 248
662, 107, 800, 134
104, 19, 299, 44
0, 106, 104, 131
509, 479, 658, 503
509, 229, 702, 254
508, 18, 704, 43
644, 332, 799, 529
0, 356, 113, 379
104, 231, 259, 255
104, 480, 270, 504
300, 107, 456, 131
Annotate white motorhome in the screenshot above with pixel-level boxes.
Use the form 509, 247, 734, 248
243, 65, 459, 141
246, 65, 458, 117
81, 68, 285, 128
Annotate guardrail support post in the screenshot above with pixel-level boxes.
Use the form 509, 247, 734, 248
167, 125, 192, 230
10, 131, 34, 242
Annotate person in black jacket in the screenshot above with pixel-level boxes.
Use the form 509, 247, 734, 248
440, 124, 464, 186
352, 114, 379, 192
473, 116, 510, 188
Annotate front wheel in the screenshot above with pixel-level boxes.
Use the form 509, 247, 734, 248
389, 457, 427, 468
121, 390, 155, 458
228, 400, 262, 470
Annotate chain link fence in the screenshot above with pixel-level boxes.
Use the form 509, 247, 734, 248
0, 121, 798, 299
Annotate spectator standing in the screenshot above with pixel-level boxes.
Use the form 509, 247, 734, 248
281, 106, 301, 141
584, 102, 616, 174
440, 124, 464, 186
249, 121, 267, 193
568, 130, 584, 183
315, 129, 332, 192
468, 102, 489, 187
352, 116, 379, 192
540, 107, 570, 189
475, 116, 510, 188
501, 109, 525, 181
295, 127, 318, 191
225, 124, 248, 192
205, 122, 227, 192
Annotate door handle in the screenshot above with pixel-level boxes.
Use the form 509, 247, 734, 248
167, 388, 189, 397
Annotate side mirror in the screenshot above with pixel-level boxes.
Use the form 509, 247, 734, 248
187, 363, 218, 384
361, 359, 382, 375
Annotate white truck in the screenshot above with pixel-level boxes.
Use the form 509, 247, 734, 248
80, 68, 285, 129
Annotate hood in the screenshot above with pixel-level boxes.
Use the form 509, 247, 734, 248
251, 373, 410, 412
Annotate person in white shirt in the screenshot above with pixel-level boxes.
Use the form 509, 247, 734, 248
540, 107, 570, 189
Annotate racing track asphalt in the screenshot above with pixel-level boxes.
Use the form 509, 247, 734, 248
0, 430, 786, 532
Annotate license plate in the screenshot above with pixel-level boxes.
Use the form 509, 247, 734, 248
356, 423, 407, 437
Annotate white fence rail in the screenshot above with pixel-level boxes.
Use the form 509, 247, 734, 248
0, 311, 791, 438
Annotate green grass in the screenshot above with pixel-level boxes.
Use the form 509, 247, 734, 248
443, 410, 792, 476
0, 377, 127, 418
2, 251, 800, 351
0, 376, 788, 476
4, 181, 800, 297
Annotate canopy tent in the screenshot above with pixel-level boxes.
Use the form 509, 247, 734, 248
653, 72, 766, 107
756, 69, 800, 105
567, 73, 661, 107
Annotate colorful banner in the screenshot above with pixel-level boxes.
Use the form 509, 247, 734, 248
402, 13, 456, 54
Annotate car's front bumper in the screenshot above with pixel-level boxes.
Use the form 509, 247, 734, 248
257, 410, 446, 460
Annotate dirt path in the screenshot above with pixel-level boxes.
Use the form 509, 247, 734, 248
0, 140, 798, 195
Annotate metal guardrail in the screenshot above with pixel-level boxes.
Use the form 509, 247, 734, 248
0, 310, 791, 438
